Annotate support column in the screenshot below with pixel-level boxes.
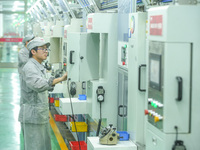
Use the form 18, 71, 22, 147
0, 5, 3, 37
24, 0, 28, 35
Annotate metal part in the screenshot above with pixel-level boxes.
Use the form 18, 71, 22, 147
99, 124, 119, 145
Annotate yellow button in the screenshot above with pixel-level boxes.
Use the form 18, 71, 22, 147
154, 116, 160, 123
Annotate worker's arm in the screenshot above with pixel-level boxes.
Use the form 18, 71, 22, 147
52, 72, 68, 86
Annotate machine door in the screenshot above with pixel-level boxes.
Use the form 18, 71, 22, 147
79, 33, 99, 81
148, 42, 191, 133
67, 33, 80, 81
117, 68, 128, 131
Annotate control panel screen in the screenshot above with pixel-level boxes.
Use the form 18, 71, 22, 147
149, 53, 161, 91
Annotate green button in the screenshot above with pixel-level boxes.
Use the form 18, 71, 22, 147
124, 44, 127, 48
151, 102, 154, 106
154, 104, 157, 108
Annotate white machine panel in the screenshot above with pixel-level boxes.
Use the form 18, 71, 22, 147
127, 12, 147, 147
59, 98, 87, 115
67, 33, 99, 82
147, 43, 191, 133
51, 20, 64, 37
87, 137, 137, 150
146, 5, 200, 150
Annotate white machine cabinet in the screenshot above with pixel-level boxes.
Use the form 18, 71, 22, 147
127, 12, 147, 147
146, 5, 200, 150
59, 98, 87, 115
87, 137, 137, 150
67, 33, 99, 82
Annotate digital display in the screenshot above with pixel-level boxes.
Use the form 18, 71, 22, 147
150, 59, 160, 84
149, 53, 161, 91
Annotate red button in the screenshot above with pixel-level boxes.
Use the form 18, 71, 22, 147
122, 62, 125, 65
144, 109, 149, 115
63, 63, 66, 66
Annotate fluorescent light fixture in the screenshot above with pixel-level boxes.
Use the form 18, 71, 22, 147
14, 1, 25, 6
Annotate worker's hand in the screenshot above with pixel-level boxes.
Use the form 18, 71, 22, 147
60, 72, 68, 81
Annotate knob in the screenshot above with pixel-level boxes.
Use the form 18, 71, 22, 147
109, 124, 113, 128
80, 56, 84, 60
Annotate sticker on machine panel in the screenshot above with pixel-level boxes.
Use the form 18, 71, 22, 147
130, 16, 135, 34
87, 18, 93, 29
64, 30, 67, 38
150, 15, 163, 36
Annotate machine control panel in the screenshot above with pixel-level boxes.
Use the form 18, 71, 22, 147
146, 41, 191, 133
121, 44, 128, 66
147, 41, 164, 130
118, 42, 128, 69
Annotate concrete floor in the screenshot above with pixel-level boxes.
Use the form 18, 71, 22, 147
0, 43, 61, 150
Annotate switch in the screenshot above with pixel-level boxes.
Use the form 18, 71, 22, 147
154, 115, 163, 123
148, 98, 153, 104
157, 103, 163, 108
153, 101, 158, 108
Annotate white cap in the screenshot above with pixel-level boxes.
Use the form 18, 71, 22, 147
27, 37, 50, 52
22, 34, 35, 45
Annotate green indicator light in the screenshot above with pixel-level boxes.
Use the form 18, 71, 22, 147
124, 44, 127, 48
151, 102, 154, 106
154, 104, 157, 108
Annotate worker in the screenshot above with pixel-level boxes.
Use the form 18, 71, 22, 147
18, 37, 68, 150
18, 34, 35, 77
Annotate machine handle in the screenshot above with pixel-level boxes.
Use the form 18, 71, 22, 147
70, 51, 75, 64
124, 105, 127, 117
118, 105, 123, 117
176, 76, 182, 101
138, 64, 146, 92
82, 81, 86, 89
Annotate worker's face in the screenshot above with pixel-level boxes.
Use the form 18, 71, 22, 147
33, 45, 48, 61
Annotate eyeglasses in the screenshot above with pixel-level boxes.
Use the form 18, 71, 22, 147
37, 48, 50, 52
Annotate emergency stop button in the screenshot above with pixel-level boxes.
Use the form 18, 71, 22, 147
144, 109, 149, 115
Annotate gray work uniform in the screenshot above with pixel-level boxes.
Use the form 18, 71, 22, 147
18, 46, 29, 75
18, 58, 54, 150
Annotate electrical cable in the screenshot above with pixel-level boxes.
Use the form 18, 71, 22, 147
175, 126, 178, 141
100, 102, 102, 119
96, 102, 102, 136
67, 79, 81, 150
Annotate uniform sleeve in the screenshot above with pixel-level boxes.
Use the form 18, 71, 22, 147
23, 65, 54, 93
18, 50, 29, 68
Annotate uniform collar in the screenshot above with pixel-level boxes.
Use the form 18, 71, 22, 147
22, 46, 28, 51
30, 58, 45, 71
